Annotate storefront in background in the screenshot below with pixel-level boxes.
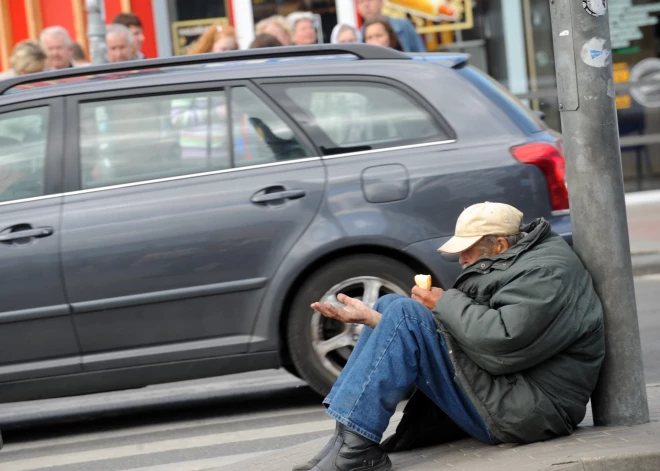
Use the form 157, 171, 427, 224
0, 0, 159, 69
0, 1, 658, 191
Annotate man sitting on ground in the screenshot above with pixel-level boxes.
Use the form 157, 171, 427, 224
295, 202, 605, 471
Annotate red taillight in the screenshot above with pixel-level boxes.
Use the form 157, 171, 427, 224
511, 142, 569, 211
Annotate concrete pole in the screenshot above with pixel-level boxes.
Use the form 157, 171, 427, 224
86, 0, 107, 64
548, 0, 649, 426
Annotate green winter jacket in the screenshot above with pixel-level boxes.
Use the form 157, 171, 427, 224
433, 218, 605, 443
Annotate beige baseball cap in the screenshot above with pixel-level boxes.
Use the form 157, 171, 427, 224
438, 202, 524, 254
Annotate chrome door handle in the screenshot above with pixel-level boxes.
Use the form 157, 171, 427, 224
251, 189, 306, 204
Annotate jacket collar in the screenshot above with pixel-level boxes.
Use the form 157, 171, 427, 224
454, 218, 551, 283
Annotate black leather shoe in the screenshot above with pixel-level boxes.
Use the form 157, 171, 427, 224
292, 423, 340, 471
311, 423, 391, 471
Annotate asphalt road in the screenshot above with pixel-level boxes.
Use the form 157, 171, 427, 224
0, 274, 657, 471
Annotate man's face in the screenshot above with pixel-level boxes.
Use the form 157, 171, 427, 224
42, 34, 73, 69
357, 0, 384, 21
459, 238, 510, 268
459, 243, 485, 268
128, 25, 145, 54
106, 33, 133, 63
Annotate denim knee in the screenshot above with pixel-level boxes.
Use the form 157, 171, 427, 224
385, 298, 436, 329
373, 294, 406, 313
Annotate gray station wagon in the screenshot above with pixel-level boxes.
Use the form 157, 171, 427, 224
0, 44, 571, 401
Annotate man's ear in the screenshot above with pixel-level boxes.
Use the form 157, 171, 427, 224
496, 237, 510, 255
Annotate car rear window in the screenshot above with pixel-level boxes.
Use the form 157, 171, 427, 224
267, 81, 449, 155
456, 66, 546, 134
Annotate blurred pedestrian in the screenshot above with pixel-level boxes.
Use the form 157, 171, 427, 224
249, 33, 283, 49
287, 12, 317, 45
331, 24, 360, 44
40, 26, 76, 69
363, 16, 403, 51
187, 24, 238, 54
106, 24, 135, 63
255, 15, 292, 46
0, 40, 47, 79
72, 41, 90, 66
112, 12, 147, 59
356, 0, 426, 52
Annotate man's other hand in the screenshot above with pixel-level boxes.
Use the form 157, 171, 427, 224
311, 294, 381, 329
411, 286, 443, 310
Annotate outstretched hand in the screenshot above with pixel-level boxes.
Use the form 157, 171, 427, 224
411, 286, 444, 310
311, 294, 382, 329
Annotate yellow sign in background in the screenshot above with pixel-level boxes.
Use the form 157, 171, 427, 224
613, 62, 632, 110
384, 0, 473, 34
171, 17, 230, 56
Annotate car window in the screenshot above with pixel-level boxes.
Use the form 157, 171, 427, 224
231, 87, 311, 167
0, 106, 49, 202
79, 91, 230, 189
280, 82, 446, 152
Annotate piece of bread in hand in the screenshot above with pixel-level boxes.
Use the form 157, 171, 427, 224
414, 274, 432, 291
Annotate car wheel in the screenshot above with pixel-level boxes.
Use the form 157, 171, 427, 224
287, 254, 416, 396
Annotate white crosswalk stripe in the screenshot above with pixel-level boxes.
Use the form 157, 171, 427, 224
0, 409, 403, 471
4, 404, 322, 453
0, 420, 336, 471
0, 370, 406, 471
0, 403, 404, 471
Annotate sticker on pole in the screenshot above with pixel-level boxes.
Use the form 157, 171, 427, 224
581, 38, 611, 68
583, 0, 607, 17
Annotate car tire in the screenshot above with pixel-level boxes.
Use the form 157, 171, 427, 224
287, 254, 417, 397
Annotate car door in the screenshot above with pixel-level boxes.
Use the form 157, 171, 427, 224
0, 98, 80, 390
61, 82, 325, 372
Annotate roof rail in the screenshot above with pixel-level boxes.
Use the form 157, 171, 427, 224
0, 44, 409, 95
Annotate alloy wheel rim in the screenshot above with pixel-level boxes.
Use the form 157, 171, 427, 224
310, 276, 408, 378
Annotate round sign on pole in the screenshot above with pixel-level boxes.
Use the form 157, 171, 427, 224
630, 58, 660, 108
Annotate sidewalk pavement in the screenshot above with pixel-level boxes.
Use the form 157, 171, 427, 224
218, 384, 660, 471
627, 190, 660, 275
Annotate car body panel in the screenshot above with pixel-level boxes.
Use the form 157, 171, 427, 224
0, 48, 572, 402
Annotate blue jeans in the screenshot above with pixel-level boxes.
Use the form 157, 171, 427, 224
323, 294, 494, 444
